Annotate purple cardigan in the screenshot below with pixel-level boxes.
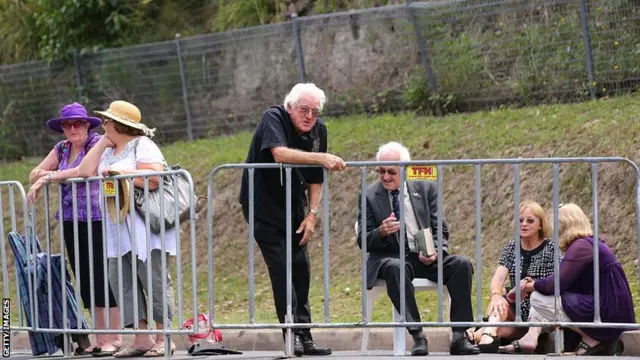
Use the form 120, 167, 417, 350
534, 236, 636, 341
54, 132, 102, 222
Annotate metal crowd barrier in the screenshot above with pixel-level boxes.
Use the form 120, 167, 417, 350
0, 181, 30, 334
2, 157, 639, 357
1, 170, 199, 358
207, 157, 640, 357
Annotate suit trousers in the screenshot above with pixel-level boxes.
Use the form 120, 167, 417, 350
377, 252, 474, 333
252, 218, 313, 341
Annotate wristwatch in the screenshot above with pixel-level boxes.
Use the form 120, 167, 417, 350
309, 209, 318, 216
46, 173, 53, 184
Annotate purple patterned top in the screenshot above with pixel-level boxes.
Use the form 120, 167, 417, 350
54, 132, 102, 222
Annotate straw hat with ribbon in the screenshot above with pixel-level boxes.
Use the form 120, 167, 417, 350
104, 170, 132, 224
95, 100, 156, 138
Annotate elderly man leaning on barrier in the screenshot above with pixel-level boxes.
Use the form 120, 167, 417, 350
356, 142, 480, 356
239, 83, 346, 356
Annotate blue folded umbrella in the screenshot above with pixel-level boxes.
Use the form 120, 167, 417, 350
9, 231, 90, 356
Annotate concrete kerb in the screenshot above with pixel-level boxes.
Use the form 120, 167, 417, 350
9, 329, 640, 355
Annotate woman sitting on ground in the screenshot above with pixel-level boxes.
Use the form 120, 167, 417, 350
498, 203, 636, 355
470, 200, 557, 353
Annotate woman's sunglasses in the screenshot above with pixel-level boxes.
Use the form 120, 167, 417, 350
60, 121, 87, 130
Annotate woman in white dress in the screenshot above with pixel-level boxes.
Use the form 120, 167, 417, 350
78, 100, 176, 358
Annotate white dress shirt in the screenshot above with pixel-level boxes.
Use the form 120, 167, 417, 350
387, 182, 419, 252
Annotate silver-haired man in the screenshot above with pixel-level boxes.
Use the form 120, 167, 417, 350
240, 83, 346, 356
357, 141, 480, 356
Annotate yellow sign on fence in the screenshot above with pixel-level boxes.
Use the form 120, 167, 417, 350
103, 180, 116, 197
407, 165, 438, 181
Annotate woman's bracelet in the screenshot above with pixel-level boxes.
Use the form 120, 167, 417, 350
490, 292, 502, 298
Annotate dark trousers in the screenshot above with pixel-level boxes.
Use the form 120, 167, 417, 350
377, 252, 473, 333
251, 218, 313, 341
63, 220, 118, 309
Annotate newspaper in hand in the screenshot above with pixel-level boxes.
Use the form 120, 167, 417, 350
414, 227, 436, 257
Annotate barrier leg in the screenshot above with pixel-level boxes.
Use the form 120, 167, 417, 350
361, 287, 382, 352
392, 305, 406, 356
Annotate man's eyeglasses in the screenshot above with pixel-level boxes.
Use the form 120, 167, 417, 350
61, 121, 87, 130
377, 167, 398, 176
297, 105, 320, 118
519, 218, 537, 224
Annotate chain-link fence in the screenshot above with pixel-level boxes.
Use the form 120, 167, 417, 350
1, 0, 639, 159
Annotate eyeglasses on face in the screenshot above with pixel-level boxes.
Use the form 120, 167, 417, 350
519, 217, 537, 224
61, 121, 87, 130
297, 105, 320, 118
377, 167, 398, 176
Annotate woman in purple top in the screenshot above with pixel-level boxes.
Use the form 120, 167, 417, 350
498, 203, 635, 355
27, 103, 122, 356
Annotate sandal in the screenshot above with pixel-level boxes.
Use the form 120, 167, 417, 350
74, 347, 91, 356
113, 347, 150, 358
477, 333, 500, 354
574, 339, 606, 356
92, 345, 123, 358
497, 340, 535, 354
143, 345, 176, 358
465, 329, 477, 345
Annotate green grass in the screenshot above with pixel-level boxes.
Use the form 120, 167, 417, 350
3, 94, 640, 330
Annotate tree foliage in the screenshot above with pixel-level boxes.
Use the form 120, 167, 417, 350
0, 0, 402, 64
0, 0, 212, 64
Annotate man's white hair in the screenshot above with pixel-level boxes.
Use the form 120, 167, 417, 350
283, 83, 327, 111
376, 142, 411, 162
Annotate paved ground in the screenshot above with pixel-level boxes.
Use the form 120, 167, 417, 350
8, 328, 640, 358
7, 351, 640, 359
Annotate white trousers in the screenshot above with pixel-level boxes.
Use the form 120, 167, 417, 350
529, 291, 571, 325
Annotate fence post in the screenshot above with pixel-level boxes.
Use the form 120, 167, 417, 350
291, 13, 306, 83
175, 34, 194, 141
578, 0, 596, 100
405, 0, 441, 116
72, 48, 83, 100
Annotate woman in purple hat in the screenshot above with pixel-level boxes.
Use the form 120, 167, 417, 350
28, 102, 122, 357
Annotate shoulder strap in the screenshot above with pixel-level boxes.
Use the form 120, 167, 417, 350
56, 141, 68, 164
132, 137, 142, 163
132, 136, 169, 171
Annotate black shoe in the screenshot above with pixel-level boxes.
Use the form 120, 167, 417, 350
411, 337, 429, 356
302, 339, 332, 356
450, 333, 480, 355
293, 336, 304, 357
477, 333, 500, 353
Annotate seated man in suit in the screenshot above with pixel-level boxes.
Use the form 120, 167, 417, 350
357, 141, 479, 356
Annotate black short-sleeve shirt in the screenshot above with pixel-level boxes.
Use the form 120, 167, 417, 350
239, 105, 327, 231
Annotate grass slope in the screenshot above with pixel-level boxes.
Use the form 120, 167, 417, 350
2, 94, 640, 328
